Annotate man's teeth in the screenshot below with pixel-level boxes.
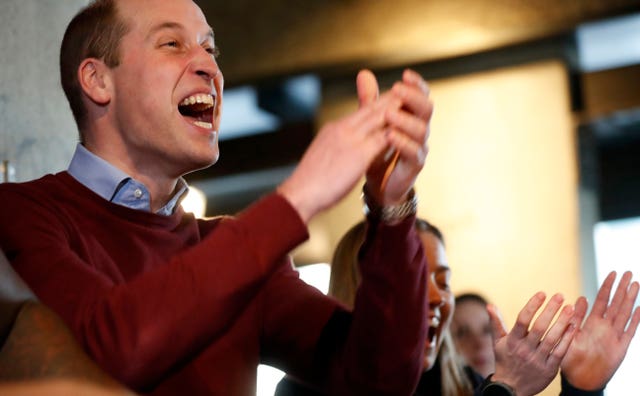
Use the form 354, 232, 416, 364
194, 121, 213, 129
180, 94, 214, 107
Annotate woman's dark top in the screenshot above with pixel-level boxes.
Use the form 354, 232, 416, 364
275, 358, 603, 396
275, 358, 482, 396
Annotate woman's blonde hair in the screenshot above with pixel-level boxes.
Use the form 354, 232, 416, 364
439, 332, 475, 396
328, 221, 366, 308
328, 219, 474, 396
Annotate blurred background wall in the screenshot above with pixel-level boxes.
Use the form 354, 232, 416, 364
1, 1, 639, 395
0, 0, 88, 181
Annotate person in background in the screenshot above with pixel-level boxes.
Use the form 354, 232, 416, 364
0, 0, 436, 394
451, 293, 495, 379
277, 218, 640, 396
0, 249, 134, 395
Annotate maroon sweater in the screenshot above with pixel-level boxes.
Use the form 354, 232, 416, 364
0, 172, 427, 396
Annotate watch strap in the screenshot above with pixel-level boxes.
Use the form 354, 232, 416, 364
481, 374, 517, 396
362, 185, 418, 224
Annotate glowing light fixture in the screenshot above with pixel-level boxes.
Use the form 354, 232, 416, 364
181, 186, 207, 218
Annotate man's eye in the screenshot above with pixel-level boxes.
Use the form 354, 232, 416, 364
206, 47, 221, 58
163, 41, 179, 48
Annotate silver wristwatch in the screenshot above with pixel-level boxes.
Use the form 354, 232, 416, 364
362, 186, 418, 224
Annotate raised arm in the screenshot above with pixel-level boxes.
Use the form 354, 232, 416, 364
266, 69, 433, 395
352, 68, 433, 393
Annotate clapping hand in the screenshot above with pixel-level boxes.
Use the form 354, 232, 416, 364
488, 292, 580, 396
560, 271, 640, 390
357, 69, 433, 206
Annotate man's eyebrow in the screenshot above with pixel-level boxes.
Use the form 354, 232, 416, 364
147, 21, 215, 43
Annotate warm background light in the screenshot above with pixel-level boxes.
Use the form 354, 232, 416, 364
181, 186, 207, 219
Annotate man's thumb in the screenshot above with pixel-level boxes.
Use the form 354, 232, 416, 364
356, 69, 379, 107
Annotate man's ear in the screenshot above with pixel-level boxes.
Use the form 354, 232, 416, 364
78, 58, 111, 105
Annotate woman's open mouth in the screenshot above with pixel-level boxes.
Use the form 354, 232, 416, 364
426, 316, 440, 348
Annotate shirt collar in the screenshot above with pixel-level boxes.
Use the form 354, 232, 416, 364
67, 143, 188, 215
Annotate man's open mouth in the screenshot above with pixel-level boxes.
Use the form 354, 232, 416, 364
178, 93, 215, 130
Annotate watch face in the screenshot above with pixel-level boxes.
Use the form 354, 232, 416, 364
483, 382, 515, 396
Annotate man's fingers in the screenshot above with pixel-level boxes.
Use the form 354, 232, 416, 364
349, 93, 401, 136
384, 128, 428, 172
357, 69, 379, 107
511, 292, 546, 340
392, 82, 433, 121
379, 90, 432, 177
402, 68, 430, 96
391, 69, 432, 122
385, 106, 429, 143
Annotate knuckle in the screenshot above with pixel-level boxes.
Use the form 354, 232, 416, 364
516, 316, 530, 329
531, 322, 546, 334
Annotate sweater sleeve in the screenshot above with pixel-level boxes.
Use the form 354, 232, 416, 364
0, 183, 307, 390
559, 374, 604, 396
472, 373, 606, 396
261, 215, 428, 396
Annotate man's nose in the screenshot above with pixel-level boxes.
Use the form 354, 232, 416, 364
191, 48, 220, 83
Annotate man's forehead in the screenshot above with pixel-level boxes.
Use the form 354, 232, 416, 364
116, 0, 211, 31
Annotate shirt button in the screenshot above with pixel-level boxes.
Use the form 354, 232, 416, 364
134, 189, 143, 198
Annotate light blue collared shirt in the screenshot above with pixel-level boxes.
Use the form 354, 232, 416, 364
67, 144, 188, 216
